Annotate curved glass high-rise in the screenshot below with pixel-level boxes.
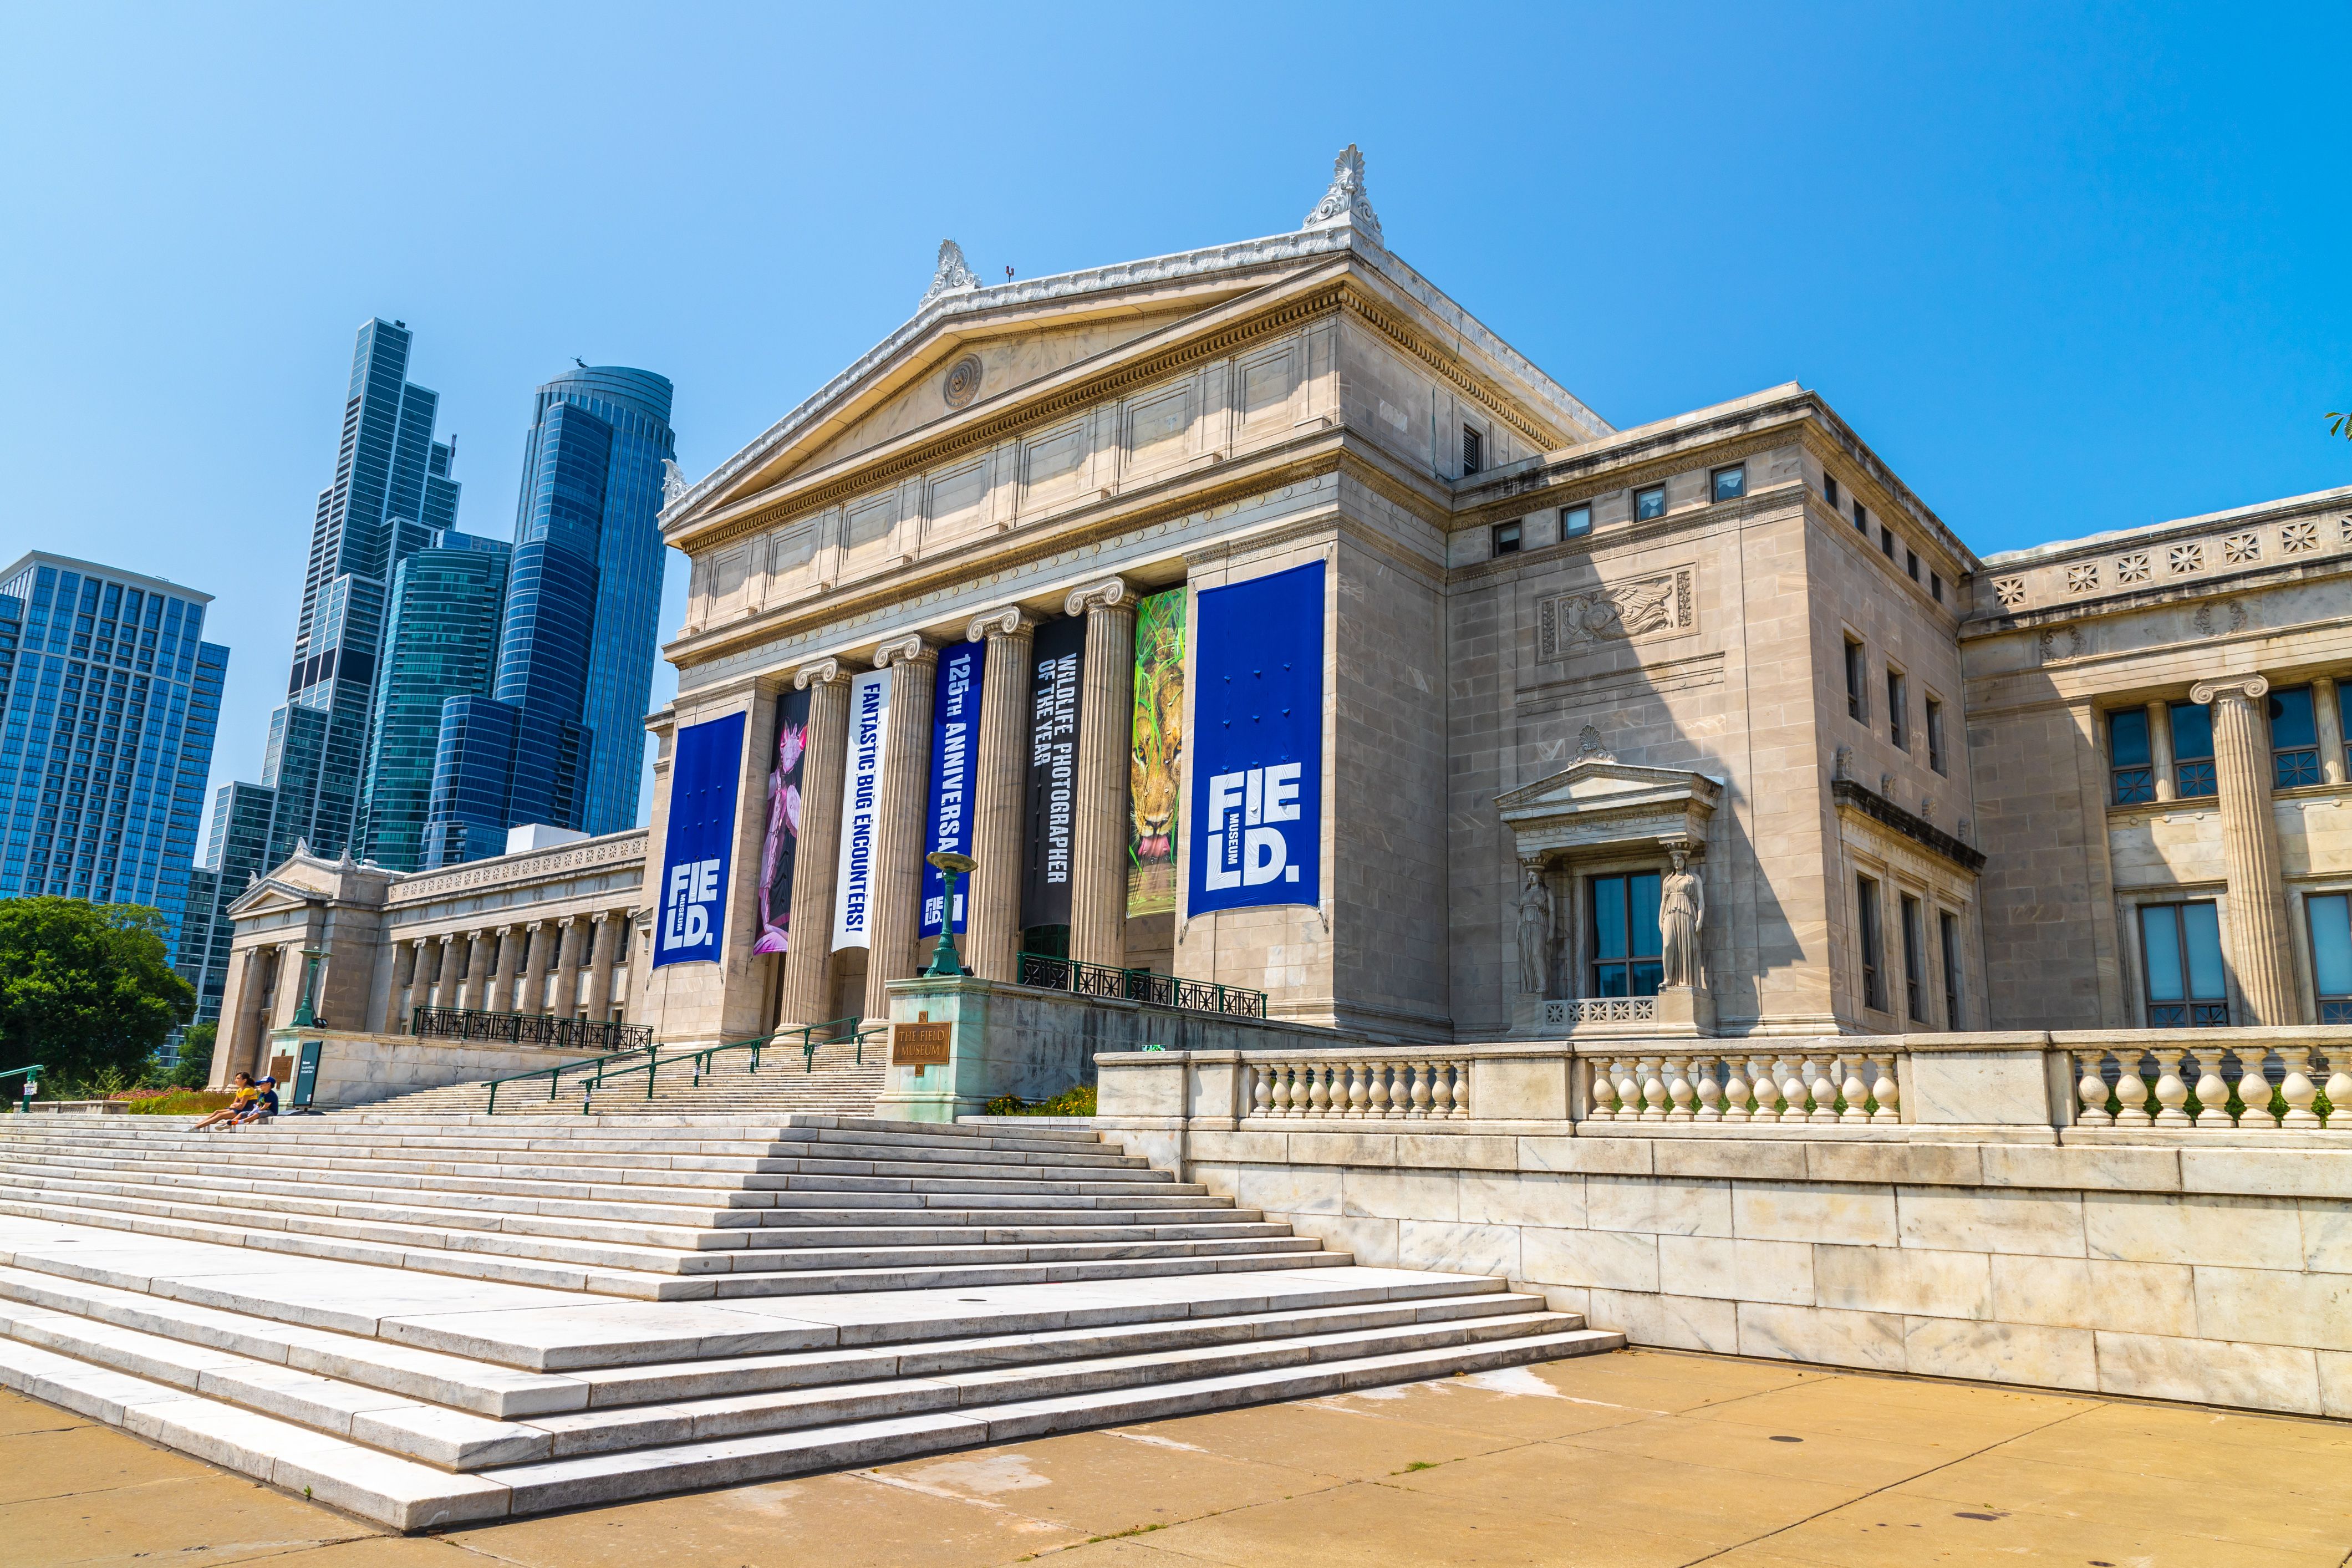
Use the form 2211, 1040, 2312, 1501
420, 366, 674, 868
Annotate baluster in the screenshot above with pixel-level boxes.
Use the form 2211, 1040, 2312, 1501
1839, 1058, 1872, 1125
1719, 1059, 1750, 1124
2153, 1047, 2192, 1127
2237, 1050, 2277, 1130
1585, 1060, 1618, 1121
1744, 1057, 1779, 1123
1870, 1053, 1901, 1124
1285, 1063, 1310, 1117
2114, 1052, 2155, 1128
1448, 1060, 1471, 1118
1613, 1060, 1643, 1123
1429, 1061, 1454, 1119
1347, 1062, 1373, 1118
1807, 1058, 1840, 1124
1397, 1061, 1424, 1119
1778, 1058, 1810, 1124
1252, 1066, 1273, 1118
1638, 1057, 1668, 1122
1694, 1057, 1723, 1122
1367, 1062, 1393, 1119
1328, 1063, 1353, 1119
1665, 1056, 1697, 1122
2324, 1057, 2350, 1132
2191, 1047, 2231, 1130
2282, 1050, 2322, 1129
2075, 1050, 2114, 1127
1306, 1063, 1331, 1118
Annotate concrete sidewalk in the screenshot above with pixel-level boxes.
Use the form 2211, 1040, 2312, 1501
9, 1347, 2350, 1566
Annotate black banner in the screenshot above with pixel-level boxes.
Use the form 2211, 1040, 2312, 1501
753, 685, 812, 954
1021, 615, 1086, 929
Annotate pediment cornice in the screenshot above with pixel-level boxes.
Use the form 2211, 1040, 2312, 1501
1498, 757, 1724, 859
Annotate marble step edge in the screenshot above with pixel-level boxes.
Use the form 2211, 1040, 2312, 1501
0, 1167, 1280, 1254
0, 1260, 1554, 1418
0, 1135, 1159, 1178
1, 1290, 1582, 1470
0, 1322, 1623, 1529
215, 1115, 1114, 1149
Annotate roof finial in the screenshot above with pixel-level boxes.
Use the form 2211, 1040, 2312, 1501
1301, 144, 1383, 245
921, 238, 982, 307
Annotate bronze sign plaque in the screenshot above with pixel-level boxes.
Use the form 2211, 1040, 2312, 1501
891, 1021, 951, 1066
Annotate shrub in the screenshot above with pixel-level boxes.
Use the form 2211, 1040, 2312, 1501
123, 1090, 232, 1116
982, 1083, 1097, 1117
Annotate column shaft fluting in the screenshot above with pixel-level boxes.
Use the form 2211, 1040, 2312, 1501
2317, 676, 2345, 787
2146, 700, 2176, 802
427, 938, 455, 1010
518, 923, 554, 1014
782, 665, 851, 1025
864, 639, 938, 1022
1069, 584, 1136, 970
550, 919, 587, 1016
966, 610, 1035, 982
459, 931, 492, 1011
583, 914, 620, 1020
2195, 677, 2299, 1024
381, 941, 417, 1034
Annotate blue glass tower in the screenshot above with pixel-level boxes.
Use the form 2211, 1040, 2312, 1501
421, 366, 673, 868
0, 553, 228, 971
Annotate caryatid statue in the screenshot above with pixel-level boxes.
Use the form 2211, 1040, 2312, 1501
1515, 864, 1551, 995
1659, 848, 1705, 989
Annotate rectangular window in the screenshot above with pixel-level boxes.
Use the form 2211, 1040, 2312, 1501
1880, 525, 1896, 560
1887, 670, 1907, 749
1901, 893, 1926, 1022
1854, 500, 1869, 536
2109, 708, 2154, 804
1906, 548, 1920, 582
1845, 638, 1866, 721
2170, 701, 2216, 797
1824, 474, 1840, 510
2309, 893, 2352, 1024
1857, 875, 1886, 1011
1561, 504, 1591, 537
1926, 696, 1947, 773
1590, 872, 1663, 998
1491, 520, 1521, 556
2269, 685, 2319, 788
1634, 485, 1666, 522
1938, 909, 1962, 1028
1460, 425, 1483, 475
1712, 465, 1745, 503
1931, 571, 1944, 604
2140, 902, 2229, 1025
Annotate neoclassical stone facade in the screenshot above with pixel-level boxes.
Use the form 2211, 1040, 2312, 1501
621, 150, 2352, 1051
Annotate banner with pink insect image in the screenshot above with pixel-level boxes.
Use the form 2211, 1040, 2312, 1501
752, 685, 812, 953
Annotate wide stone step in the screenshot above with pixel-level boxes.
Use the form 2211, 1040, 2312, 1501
4, 1129, 1154, 1172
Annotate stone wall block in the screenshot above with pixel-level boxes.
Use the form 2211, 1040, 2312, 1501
1734, 1180, 1899, 1247
1585, 1174, 1733, 1238
1398, 1219, 1520, 1278
1589, 1289, 1740, 1355
1815, 1243, 1994, 1320
1520, 1225, 1660, 1295
2093, 1330, 2322, 1414
1987, 1254, 2196, 1338
1897, 1187, 2087, 1259
1737, 1301, 1907, 1373
1903, 1317, 2099, 1392
2084, 1190, 2305, 1271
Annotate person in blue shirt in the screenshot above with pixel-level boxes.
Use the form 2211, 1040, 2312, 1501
227, 1076, 279, 1129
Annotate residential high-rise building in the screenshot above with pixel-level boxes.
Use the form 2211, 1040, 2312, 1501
420, 366, 674, 868
0, 553, 227, 970
354, 532, 512, 871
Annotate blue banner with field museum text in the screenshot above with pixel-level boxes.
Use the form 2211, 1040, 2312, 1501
1188, 560, 1323, 914
920, 638, 986, 937
655, 711, 745, 966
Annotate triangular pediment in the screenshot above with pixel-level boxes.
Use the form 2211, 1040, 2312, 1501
1496, 758, 1723, 818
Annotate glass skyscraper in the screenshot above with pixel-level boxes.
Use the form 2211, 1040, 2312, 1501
421, 366, 674, 868
0, 553, 228, 970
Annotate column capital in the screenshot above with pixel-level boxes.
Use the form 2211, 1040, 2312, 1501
1065, 577, 1131, 618
966, 605, 1037, 644
793, 656, 845, 690
2191, 674, 2270, 705
436, 932, 456, 946
873, 632, 935, 670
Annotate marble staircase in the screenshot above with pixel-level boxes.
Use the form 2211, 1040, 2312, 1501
0, 1112, 1617, 1528
349, 1034, 888, 1118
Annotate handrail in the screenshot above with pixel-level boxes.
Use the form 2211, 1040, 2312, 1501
1, 1063, 42, 1113
569, 1017, 882, 1113
1015, 952, 1267, 1020
414, 1005, 651, 1054
481, 1039, 663, 1116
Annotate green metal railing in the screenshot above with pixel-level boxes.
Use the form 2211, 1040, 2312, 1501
1, 1065, 43, 1113
1016, 952, 1267, 1019
479, 1019, 882, 1114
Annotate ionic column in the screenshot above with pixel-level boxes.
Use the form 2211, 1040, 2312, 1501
221, 948, 269, 1084
426, 934, 456, 1010
549, 917, 587, 1017
864, 634, 938, 1022
2191, 676, 2299, 1024
582, 912, 622, 1020
1067, 578, 1135, 970
517, 922, 554, 1014
782, 660, 851, 1025
269, 941, 306, 1031
381, 939, 419, 1033
2147, 700, 2176, 802
965, 606, 1036, 982
2317, 676, 2345, 787
457, 930, 492, 1011
478, 927, 512, 1012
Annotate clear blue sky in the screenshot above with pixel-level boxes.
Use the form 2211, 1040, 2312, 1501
3, 3, 2345, 826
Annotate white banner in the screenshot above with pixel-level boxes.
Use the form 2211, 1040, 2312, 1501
832, 668, 891, 950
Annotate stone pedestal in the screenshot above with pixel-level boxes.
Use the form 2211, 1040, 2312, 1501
1653, 984, 1714, 1036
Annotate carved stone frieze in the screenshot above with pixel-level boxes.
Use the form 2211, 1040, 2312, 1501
1536, 567, 1694, 659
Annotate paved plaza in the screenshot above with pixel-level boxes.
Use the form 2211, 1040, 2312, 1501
12, 1346, 2350, 1567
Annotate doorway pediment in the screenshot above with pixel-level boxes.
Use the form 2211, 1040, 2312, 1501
1496, 758, 1723, 858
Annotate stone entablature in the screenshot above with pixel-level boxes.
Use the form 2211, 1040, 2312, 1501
1976, 485, 2352, 619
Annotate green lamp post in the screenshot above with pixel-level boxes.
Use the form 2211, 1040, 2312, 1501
290, 947, 330, 1029
923, 851, 978, 978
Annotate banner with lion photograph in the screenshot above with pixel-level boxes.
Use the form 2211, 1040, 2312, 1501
1128, 588, 1187, 916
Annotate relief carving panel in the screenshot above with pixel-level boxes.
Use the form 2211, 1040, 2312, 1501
1537, 567, 1695, 659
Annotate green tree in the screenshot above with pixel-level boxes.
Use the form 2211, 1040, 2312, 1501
170, 1021, 217, 1090
2333, 411, 2350, 439
0, 898, 193, 1085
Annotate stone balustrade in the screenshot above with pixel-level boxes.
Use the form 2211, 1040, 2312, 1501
2070, 1041, 2349, 1131
1584, 1050, 1898, 1127
1245, 1058, 1470, 1121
